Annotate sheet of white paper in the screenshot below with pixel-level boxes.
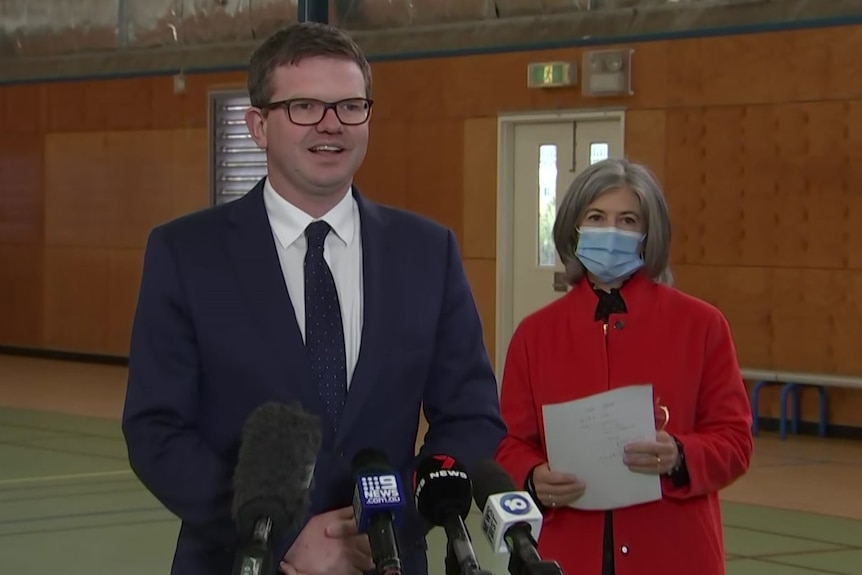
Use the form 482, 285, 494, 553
542, 384, 662, 511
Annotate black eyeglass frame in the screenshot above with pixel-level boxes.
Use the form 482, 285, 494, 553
260, 97, 374, 126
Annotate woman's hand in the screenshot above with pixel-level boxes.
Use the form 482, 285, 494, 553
531, 463, 586, 508
623, 431, 679, 475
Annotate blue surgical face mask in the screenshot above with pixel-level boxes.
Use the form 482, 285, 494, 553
575, 226, 645, 284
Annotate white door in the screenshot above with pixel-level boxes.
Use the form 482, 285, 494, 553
510, 118, 624, 332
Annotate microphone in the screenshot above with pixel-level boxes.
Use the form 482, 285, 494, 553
413, 454, 491, 575
351, 448, 405, 575
470, 460, 563, 575
230, 401, 322, 575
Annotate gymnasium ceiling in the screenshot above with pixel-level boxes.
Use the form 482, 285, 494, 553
0, 0, 860, 81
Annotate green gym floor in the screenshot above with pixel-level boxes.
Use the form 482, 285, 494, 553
1, 356, 861, 575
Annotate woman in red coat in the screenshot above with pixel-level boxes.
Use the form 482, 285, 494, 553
495, 158, 753, 575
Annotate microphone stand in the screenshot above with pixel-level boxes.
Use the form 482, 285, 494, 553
445, 545, 495, 575
507, 553, 564, 575
442, 518, 495, 575
445, 542, 459, 575
504, 529, 564, 575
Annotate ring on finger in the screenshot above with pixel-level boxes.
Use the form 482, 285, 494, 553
656, 455, 662, 466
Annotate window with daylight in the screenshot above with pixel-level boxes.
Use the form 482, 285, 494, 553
537, 144, 558, 268
590, 142, 609, 165
209, 90, 267, 206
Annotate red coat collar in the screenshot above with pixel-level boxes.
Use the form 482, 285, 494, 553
564, 269, 658, 321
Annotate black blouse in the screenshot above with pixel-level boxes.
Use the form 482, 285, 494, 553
591, 283, 690, 574
592, 285, 625, 575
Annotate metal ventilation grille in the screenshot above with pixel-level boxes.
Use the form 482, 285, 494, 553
209, 90, 267, 206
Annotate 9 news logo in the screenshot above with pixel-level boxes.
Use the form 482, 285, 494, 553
500, 493, 532, 515
360, 474, 402, 505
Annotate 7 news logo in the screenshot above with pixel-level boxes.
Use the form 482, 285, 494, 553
361, 473, 402, 505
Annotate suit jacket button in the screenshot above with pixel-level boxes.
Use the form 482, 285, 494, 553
620, 545, 629, 554
614, 320, 625, 330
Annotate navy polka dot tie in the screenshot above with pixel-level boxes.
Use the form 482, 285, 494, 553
304, 220, 347, 431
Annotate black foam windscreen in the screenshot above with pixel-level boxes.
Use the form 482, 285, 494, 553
412, 455, 473, 526
469, 459, 518, 511
231, 401, 322, 541
352, 447, 389, 474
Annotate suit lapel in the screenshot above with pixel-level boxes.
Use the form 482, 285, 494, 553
222, 180, 316, 409
336, 189, 388, 442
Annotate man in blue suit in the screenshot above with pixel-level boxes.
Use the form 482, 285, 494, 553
121, 20, 505, 575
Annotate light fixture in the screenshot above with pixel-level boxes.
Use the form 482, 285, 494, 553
581, 48, 634, 97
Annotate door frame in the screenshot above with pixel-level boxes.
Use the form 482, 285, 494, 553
495, 108, 627, 378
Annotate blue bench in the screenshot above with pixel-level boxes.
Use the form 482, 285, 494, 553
743, 369, 862, 440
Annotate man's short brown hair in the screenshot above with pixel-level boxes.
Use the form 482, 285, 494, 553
247, 22, 372, 107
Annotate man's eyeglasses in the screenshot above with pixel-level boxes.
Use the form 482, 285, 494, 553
262, 97, 373, 126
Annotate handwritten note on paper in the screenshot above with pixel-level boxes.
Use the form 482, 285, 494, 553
542, 384, 662, 511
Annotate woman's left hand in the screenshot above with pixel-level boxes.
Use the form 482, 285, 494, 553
623, 431, 679, 475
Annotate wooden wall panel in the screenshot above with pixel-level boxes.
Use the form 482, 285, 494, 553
0, 83, 48, 133
673, 264, 862, 381
671, 265, 774, 369
0, 83, 46, 348
462, 118, 499, 357
41, 247, 145, 355
42, 247, 110, 353
462, 117, 498, 260
105, 249, 146, 357
44, 132, 119, 248
0, 246, 43, 347
406, 120, 464, 241
40, 73, 245, 133
356, 119, 463, 239
664, 98, 862, 380
3, 23, 862, 426
370, 59, 454, 121
463, 258, 496, 361
356, 120, 410, 206
44, 129, 209, 250
42, 78, 153, 133
623, 110, 666, 185
0, 133, 43, 245
40, 128, 209, 353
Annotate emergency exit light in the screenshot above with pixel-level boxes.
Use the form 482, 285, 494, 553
527, 61, 576, 88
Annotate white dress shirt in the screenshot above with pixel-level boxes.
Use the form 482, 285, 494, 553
263, 178, 364, 387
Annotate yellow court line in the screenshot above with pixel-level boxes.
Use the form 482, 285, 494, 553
0, 470, 133, 486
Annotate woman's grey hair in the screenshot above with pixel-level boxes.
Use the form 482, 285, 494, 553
552, 157, 673, 286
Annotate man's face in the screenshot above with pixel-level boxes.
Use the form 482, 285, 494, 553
246, 56, 370, 204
